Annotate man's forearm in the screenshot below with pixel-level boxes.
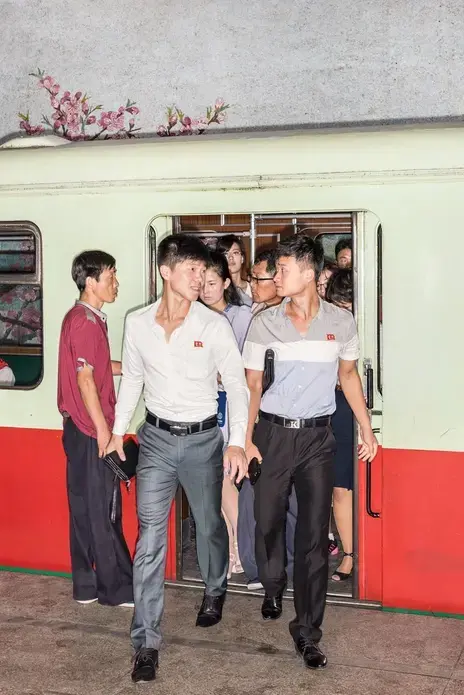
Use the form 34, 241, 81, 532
112, 375, 144, 436
246, 385, 262, 446
339, 370, 371, 429
111, 360, 122, 376
77, 375, 109, 435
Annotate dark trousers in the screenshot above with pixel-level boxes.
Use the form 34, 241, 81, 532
62, 418, 133, 605
237, 480, 298, 583
253, 417, 335, 643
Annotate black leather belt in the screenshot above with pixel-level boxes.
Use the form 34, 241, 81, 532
259, 410, 331, 429
146, 411, 217, 436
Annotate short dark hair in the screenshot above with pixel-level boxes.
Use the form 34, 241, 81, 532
216, 234, 246, 257
71, 250, 116, 293
253, 248, 277, 275
206, 251, 243, 306
335, 238, 352, 258
326, 268, 353, 308
157, 234, 210, 269
276, 234, 324, 280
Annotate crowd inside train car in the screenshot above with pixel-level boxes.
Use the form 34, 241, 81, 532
55, 229, 377, 683
208, 234, 357, 587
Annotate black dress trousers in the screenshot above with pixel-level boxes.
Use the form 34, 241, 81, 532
63, 418, 133, 605
253, 416, 336, 643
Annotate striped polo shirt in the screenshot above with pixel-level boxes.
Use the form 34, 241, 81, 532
242, 297, 359, 419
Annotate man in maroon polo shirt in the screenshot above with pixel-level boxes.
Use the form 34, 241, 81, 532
58, 250, 133, 606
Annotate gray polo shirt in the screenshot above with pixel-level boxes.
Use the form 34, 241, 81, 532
223, 303, 253, 352
242, 297, 359, 419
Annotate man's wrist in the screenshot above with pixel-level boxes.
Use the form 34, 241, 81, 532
228, 427, 245, 450
112, 416, 128, 437
96, 422, 110, 436
358, 417, 372, 431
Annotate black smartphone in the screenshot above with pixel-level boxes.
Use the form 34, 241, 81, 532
234, 457, 262, 491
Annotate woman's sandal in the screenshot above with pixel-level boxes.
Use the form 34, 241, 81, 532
331, 552, 353, 582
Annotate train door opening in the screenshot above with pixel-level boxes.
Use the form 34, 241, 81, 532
150, 211, 383, 605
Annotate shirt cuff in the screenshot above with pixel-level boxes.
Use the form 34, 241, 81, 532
112, 415, 129, 437
340, 350, 360, 361
228, 425, 246, 450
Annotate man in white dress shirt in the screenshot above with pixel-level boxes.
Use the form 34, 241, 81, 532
106, 234, 249, 684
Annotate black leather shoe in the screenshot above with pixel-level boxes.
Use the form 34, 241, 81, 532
294, 637, 327, 669
131, 647, 159, 682
195, 592, 226, 627
261, 592, 283, 620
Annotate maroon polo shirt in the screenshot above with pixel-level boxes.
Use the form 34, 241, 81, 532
57, 301, 116, 438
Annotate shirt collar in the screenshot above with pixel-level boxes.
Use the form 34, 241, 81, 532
76, 300, 107, 322
150, 297, 197, 333
278, 295, 324, 323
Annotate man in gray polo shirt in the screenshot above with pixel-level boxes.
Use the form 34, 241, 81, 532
243, 234, 377, 670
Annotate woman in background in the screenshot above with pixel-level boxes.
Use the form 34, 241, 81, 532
216, 234, 252, 307
326, 268, 355, 581
317, 260, 337, 299
200, 251, 253, 577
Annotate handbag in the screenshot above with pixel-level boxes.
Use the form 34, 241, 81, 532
103, 438, 140, 523
103, 437, 139, 484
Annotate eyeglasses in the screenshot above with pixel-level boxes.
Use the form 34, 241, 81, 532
224, 250, 242, 261
248, 275, 275, 284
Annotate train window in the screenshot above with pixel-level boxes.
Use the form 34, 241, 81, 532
317, 233, 352, 262
0, 223, 43, 389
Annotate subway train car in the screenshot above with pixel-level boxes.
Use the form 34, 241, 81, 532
0, 124, 462, 615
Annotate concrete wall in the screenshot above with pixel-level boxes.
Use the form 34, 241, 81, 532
1, 0, 463, 141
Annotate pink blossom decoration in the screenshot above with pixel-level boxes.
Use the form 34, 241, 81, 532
19, 68, 141, 141
19, 69, 230, 141
156, 99, 230, 137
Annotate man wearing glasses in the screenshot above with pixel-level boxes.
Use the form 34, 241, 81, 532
249, 249, 282, 315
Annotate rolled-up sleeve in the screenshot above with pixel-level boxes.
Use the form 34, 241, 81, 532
70, 314, 100, 372
212, 318, 249, 449
242, 315, 267, 371
340, 315, 360, 361
113, 314, 144, 435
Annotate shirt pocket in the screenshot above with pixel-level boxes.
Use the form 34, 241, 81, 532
185, 347, 212, 380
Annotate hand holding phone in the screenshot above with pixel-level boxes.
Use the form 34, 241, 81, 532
235, 457, 261, 491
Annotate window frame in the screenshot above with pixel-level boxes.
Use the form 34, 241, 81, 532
0, 220, 43, 389
0, 221, 42, 286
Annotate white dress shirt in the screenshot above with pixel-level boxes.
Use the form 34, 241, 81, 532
113, 299, 249, 448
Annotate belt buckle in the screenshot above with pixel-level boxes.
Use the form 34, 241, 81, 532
170, 424, 188, 437
287, 419, 300, 429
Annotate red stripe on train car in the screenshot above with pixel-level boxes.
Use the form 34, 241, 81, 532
381, 447, 464, 614
0, 427, 176, 581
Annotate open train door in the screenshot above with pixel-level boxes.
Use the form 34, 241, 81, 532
355, 212, 383, 604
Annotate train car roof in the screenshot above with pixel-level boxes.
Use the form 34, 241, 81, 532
1, 120, 464, 190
